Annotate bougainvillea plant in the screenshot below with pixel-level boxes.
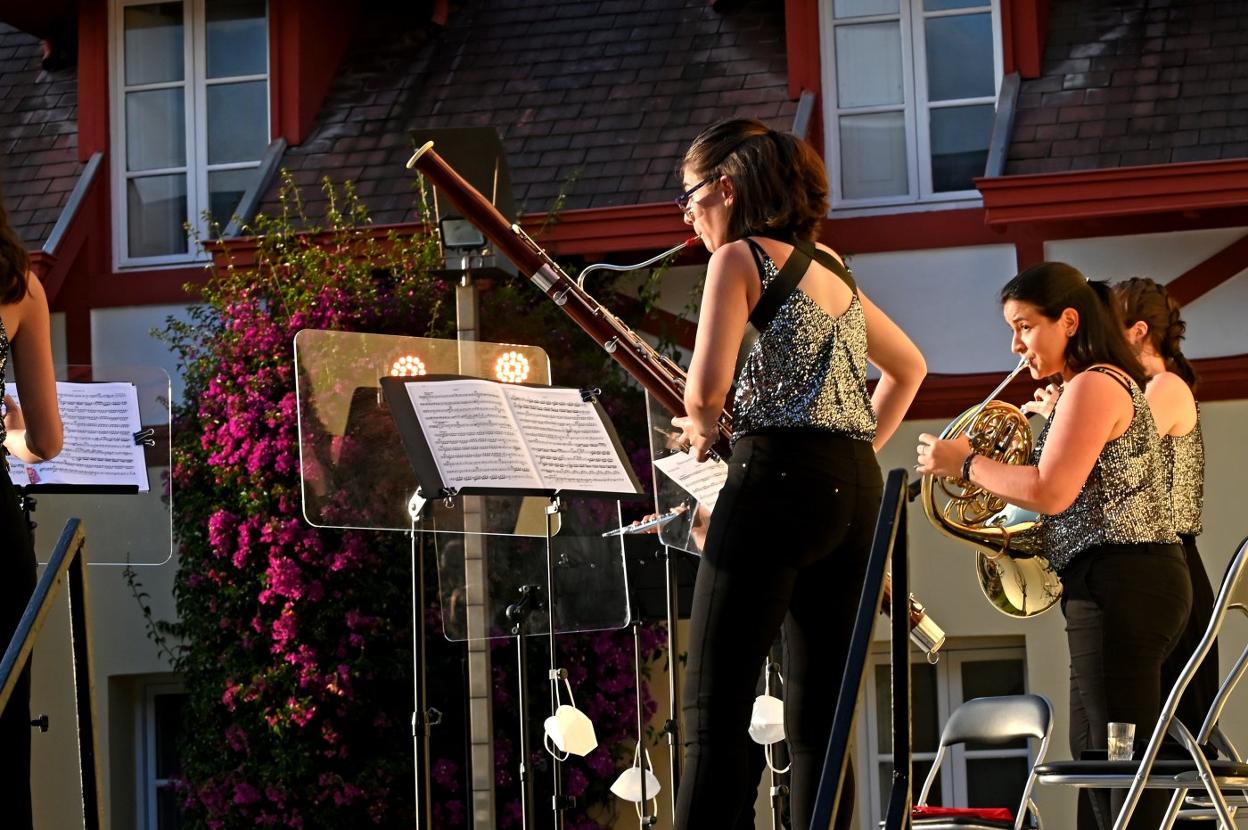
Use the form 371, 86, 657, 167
161, 174, 667, 829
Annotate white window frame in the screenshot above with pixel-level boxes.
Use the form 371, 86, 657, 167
819, 0, 1004, 211
109, 0, 270, 269
855, 644, 1031, 829
137, 681, 187, 830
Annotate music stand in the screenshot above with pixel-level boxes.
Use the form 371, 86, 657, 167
6, 364, 174, 567
293, 331, 638, 830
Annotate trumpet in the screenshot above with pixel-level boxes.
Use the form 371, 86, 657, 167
919, 358, 1062, 618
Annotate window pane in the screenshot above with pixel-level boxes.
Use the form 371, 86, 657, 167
836, 22, 903, 108
840, 111, 908, 200
834, 0, 898, 17
128, 175, 188, 257
878, 758, 938, 813
206, 81, 268, 164
925, 0, 988, 9
930, 103, 993, 193
966, 756, 1028, 808
154, 693, 186, 778
209, 168, 259, 228
206, 0, 268, 78
959, 655, 1028, 748
874, 662, 938, 753
157, 785, 185, 829
126, 89, 186, 171
124, 3, 184, 86
926, 13, 995, 101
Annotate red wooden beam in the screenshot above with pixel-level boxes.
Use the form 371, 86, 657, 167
977, 159, 1248, 226
1165, 233, 1248, 308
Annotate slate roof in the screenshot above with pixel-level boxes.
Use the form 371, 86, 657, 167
1005, 0, 1248, 175
0, 22, 81, 249
263, 0, 798, 226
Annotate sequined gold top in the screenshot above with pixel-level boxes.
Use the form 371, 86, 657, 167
1164, 411, 1204, 537
732, 251, 876, 443
1033, 366, 1177, 572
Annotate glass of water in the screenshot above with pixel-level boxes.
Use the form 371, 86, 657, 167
1108, 722, 1136, 761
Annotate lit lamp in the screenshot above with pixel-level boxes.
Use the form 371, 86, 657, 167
390, 354, 428, 377
494, 350, 530, 384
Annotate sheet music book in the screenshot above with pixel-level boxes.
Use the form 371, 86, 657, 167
380, 375, 644, 500
6, 381, 150, 492
653, 449, 728, 511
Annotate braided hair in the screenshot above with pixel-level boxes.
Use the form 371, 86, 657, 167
1112, 277, 1197, 390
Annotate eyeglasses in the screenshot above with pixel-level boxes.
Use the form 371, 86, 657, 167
675, 176, 714, 213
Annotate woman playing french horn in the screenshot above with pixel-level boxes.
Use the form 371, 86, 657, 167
916, 262, 1191, 830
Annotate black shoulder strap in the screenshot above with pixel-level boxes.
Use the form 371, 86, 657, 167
746, 238, 856, 334
1088, 365, 1134, 395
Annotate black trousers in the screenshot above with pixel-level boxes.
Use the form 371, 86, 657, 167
674, 430, 882, 830
1062, 542, 1191, 830
0, 473, 36, 830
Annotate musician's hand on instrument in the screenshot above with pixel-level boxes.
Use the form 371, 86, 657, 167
671, 415, 714, 462
916, 433, 972, 478
1020, 383, 1061, 420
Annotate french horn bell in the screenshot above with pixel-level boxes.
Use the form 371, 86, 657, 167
919, 358, 1062, 618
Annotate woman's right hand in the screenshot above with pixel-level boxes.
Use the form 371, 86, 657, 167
1020, 383, 1061, 420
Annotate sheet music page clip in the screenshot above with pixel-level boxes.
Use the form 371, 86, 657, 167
579, 387, 601, 402
132, 428, 156, 446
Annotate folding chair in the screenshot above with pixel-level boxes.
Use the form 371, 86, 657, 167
906, 694, 1054, 830
1035, 535, 1248, 830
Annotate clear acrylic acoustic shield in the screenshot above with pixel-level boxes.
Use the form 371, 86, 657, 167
294, 330, 631, 640
645, 390, 721, 557
8, 364, 174, 566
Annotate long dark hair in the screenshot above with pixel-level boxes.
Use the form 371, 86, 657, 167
1000, 262, 1149, 389
1112, 276, 1198, 391
0, 180, 30, 304
682, 118, 828, 243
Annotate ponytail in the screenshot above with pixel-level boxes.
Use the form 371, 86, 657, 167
1111, 277, 1198, 391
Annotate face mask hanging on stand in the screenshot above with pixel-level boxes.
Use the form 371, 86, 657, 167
543, 676, 599, 758
610, 743, 662, 817
748, 661, 792, 774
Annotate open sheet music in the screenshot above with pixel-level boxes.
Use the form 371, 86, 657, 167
653, 449, 728, 511
380, 376, 643, 499
6, 381, 150, 492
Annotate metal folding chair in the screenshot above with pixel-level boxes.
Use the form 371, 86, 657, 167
907, 694, 1053, 830
1035, 535, 1248, 829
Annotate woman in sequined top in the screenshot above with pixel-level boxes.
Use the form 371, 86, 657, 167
917, 262, 1190, 830
669, 118, 925, 830
1114, 277, 1216, 813
0, 182, 62, 830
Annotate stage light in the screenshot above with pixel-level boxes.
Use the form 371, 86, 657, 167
390, 354, 428, 376
439, 216, 486, 250
495, 350, 530, 384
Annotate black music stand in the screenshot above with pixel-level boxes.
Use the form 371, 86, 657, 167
381, 374, 645, 830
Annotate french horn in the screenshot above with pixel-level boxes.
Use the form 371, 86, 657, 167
919, 358, 1062, 618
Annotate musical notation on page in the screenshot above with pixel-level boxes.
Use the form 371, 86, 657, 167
653, 449, 728, 511
6, 382, 150, 491
403, 379, 640, 496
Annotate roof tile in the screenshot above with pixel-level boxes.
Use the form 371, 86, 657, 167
260, 0, 795, 225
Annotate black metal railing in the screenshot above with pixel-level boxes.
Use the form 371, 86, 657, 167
810, 468, 913, 830
0, 518, 103, 830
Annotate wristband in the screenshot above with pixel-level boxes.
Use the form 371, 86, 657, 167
961, 451, 978, 483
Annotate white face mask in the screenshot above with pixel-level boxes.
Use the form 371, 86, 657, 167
610, 766, 662, 802
748, 693, 786, 745
543, 703, 598, 757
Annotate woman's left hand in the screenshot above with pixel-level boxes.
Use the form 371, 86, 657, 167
671, 415, 715, 462
916, 433, 972, 478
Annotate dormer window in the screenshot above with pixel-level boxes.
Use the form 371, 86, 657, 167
110, 0, 269, 266
820, 0, 1001, 209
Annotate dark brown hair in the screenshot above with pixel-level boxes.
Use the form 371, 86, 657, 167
682, 118, 828, 243
0, 179, 30, 304
1000, 262, 1149, 389
1112, 276, 1197, 390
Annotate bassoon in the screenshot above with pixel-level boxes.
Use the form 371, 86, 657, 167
405, 141, 945, 658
